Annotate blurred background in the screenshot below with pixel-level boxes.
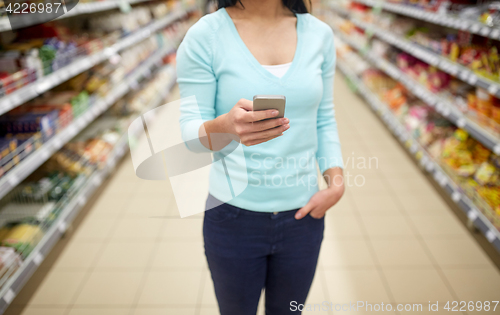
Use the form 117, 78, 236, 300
0, 0, 498, 314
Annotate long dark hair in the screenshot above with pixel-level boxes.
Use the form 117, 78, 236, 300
215, 0, 310, 13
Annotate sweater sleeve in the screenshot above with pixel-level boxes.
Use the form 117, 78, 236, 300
316, 28, 344, 173
176, 18, 217, 152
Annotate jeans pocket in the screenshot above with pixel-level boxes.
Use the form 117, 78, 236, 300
205, 205, 239, 223
308, 213, 325, 220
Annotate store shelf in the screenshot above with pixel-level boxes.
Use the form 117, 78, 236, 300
351, 0, 500, 40
0, 7, 189, 116
330, 24, 500, 155
0, 0, 153, 32
0, 39, 178, 201
330, 4, 500, 99
58, 0, 152, 19
0, 66, 177, 315
336, 57, 500, 254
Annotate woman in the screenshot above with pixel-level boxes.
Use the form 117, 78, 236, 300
176, 0, 344, 313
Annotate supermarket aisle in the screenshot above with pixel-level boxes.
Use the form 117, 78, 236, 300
5, 75, 500, 315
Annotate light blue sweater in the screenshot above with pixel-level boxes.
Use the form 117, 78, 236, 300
176, 8, 343, 212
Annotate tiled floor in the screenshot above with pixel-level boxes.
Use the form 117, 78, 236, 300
4, 74, 500, 315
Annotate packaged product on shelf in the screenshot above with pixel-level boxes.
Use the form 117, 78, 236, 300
0, 138, 18, 161
0, 138, 18, 177
0, 247, 22, 278
0, 109, 59, 141
47, 148, 93, 177
1, 219, 44, 258
0, 202, 55, 227
0, 1, 183, 96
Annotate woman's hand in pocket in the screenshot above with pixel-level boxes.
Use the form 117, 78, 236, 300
295, 168, 345, 220
222, 99, 290, 146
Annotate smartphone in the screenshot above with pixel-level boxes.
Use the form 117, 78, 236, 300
253, 95, 286, 119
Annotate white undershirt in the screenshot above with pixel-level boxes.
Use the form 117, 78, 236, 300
262, 62, 292, 78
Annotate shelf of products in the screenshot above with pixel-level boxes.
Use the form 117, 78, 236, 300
0, 7, 193, 200
0, 3, 192, 116
0, 0, 155, 31
0, 55, 179, 315
330, 2, 500, 99
326, 7, 500, 155
0, 3, 199, 309
351, 0, 500, 41
335, 37, 500, 253
0, 41, 177, 201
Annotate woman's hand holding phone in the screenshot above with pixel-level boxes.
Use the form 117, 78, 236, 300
200, 98, 289, 150
224, 99, 289, 146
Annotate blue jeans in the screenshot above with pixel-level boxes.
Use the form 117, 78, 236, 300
203, 194, 324, 315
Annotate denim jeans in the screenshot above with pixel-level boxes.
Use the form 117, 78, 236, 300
203, 194, 324, 315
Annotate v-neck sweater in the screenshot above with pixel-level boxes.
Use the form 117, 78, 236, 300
176, 8, 343, 212
262, 62, 292, 78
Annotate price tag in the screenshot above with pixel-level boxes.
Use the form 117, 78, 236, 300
36, 80, 52, 94
433, 170, 442, 181
443, 17, 453, 27
491, 28, 500, 39
130, 80, 140, 91
94, 175, 102, 186
451, 191, 461, 203
436, 102, 444, 113
480, 27, 490, 36
493, 144, 500, 155
91, 105, 101, 117
104, 47, 116, 58
420, 155, 428, 166
468, 75, 478, 85
470, 24, 480, 33
58, 221, 67, 233
459, 70, 469, 81
108, 157, 116, 169
67, 125, 78, 138
488, 85, 498, 95
8, 174, 19, 187
439, 176, 448, 187
486, 230, 496, 243
76, 118, 86, 129
467, 209, 478, 221
449, 63, 458, 75
118, 0, 131, 13
78, 196, 87, 206
117, 146, 126, 157
3, 289, 15, 305
442, 107, 450, 117
33, 252, 44, 266
11, 93, 25, 107
53, 138, 63, 149
425, 161, 434, 172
